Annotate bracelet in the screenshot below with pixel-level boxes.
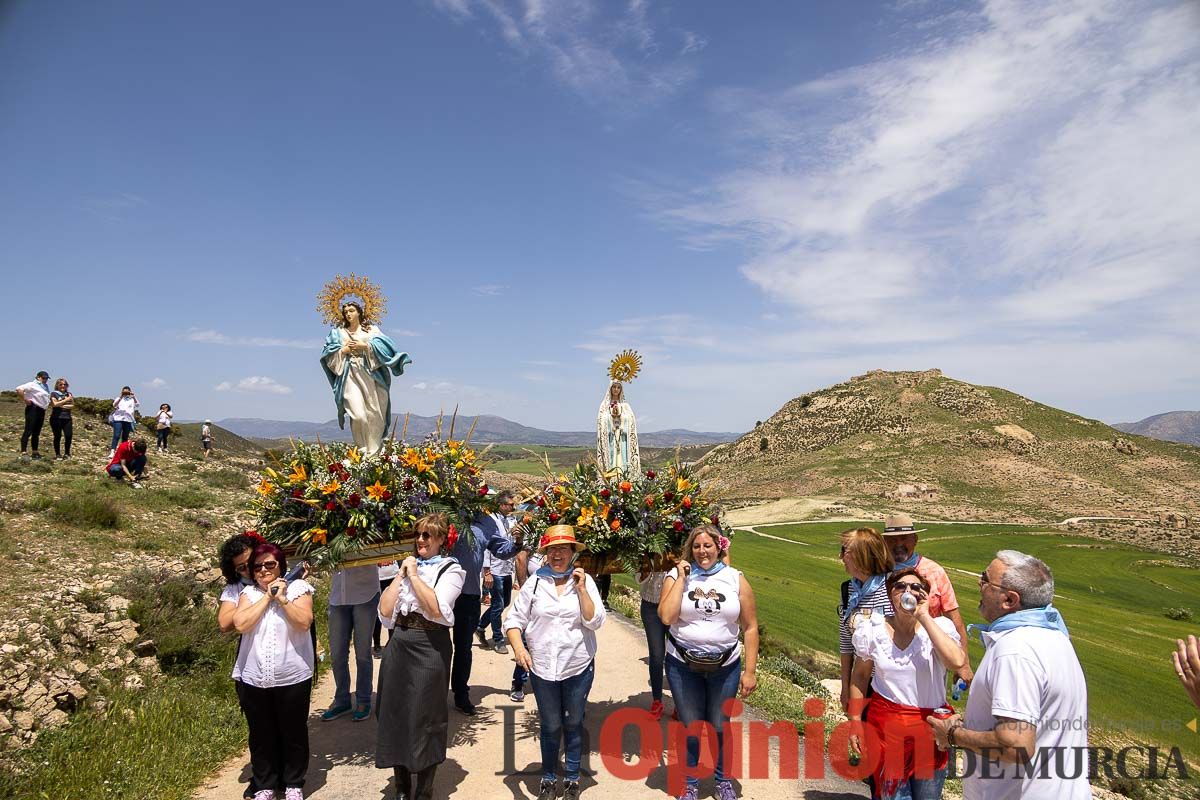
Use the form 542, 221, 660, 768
947, 720, 964, 747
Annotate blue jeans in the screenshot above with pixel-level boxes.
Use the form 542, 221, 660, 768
107, 455, 146, 480
883, 767, 948, 800
529, 661, 594, 782
327, 596, 379, 708
110, 420, 133, 450
665, 654, 741, 787
640, 600, 667, 701
477, 575, 512, 642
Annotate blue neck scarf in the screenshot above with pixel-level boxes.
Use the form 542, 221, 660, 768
417, 554, 445, 566
536, 554, 578, 580
843, 573, 887, 622
690, 560, 726, 577
893, 551, 920, 571
968, 605, 1070, 645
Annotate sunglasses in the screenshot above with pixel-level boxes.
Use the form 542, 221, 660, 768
894, 581, 926, 592
979, 570, 1006, 590
253, 561, 279, 572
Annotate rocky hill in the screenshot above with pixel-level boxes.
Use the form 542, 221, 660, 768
700, 369, 1200, 523
1114, 410, 1200, 446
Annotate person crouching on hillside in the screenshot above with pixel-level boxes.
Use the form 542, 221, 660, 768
105, 438, 149, 487
233, 543, 315, 800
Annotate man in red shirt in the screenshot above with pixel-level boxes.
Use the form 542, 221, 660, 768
106, 438, 149, 487
883, 513, 974, 683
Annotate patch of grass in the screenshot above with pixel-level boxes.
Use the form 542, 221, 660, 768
25, 495, 53, 512
49, 493, 123, 529
176, 462, 198, 473
122, 568, 226, 674
201, 467, 250, 490
1165, 607, 1193, 621
0, 458, 52, 474
137, 484, 214, 510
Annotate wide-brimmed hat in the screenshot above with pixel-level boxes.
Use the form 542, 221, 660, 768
538, 525, 586, 553
882, 513, 926, 537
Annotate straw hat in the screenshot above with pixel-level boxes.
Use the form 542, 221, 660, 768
538, 525, 586, 552
882, 512, 926, 537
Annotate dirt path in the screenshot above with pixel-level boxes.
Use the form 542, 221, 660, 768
196, 612, 867, 800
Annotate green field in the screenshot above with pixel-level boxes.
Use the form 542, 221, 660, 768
631, 522, 1200, 762
486, 444, 718, 476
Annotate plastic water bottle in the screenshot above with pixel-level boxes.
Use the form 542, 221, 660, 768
951, 678, 968, 702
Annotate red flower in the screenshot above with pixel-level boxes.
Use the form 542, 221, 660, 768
244, 530, 264, 544
347, 493, 362, 508
682, 496, 693, 509
549, 512, 560, 523
381, 490, 392, 501
644, 495, 655, 507
536, 496, 546, 508
600, 488, 611, 499
447, 524, 459, 550
327, 462, 339, 473
479, 484, 489, 497
539, 534, 551, 549
710, 515, 719, 524
324, 501, 336, 511
346, 526, 357, 537
403, 478, 414, 490
646, 470, 656, 479
291, 488, 304, 498
663, 491, 675, 502
673, 520, 684, 532
619, 480, 632, 493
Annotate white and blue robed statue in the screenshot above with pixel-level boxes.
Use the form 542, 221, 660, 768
318, 275, 411, 456
596, 350, 642, 477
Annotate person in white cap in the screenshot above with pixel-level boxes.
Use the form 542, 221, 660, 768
882, 513, 972, 684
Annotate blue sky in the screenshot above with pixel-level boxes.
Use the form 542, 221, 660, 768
2, 0, 1197, 432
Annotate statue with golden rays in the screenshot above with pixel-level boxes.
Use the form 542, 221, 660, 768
597, 350, 641, 476
317, 274, 411, 456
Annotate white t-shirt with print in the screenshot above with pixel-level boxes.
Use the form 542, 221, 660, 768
852, 613, 958, 708
962, 627, 1090, 800
665, 565, 742, 667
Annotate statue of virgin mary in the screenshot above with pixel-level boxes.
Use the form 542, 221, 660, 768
317, 275, 411, 456
596, 351, 642, 476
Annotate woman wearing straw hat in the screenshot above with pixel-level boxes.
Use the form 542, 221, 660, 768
505, 526, 606, 800
375, 513, 466, 800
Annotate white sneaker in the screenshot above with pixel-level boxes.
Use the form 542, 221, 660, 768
253, 791, 275, 800
131, 482, 143, 489
285, 788, 304, 800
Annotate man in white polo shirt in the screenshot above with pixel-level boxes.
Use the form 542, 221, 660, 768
927, 550, 1090, 800
16, 371, 52, 460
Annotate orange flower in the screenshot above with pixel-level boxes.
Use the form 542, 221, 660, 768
619, 480, 633, 493
320, 479, 341, 495
610, 519, 622, 531
287, 463, 307, 484
256, 479, 276, 496
365, 480, 389, 501
305, 527, 328, 545
644, 494, 656, 507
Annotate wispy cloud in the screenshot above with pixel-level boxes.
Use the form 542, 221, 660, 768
186, 329, 313, 349
81, 192, 146, 222
145, 377, 168, 389
472, 284, 507, 296
432, 0, 705, 105
214, 376, 293, 395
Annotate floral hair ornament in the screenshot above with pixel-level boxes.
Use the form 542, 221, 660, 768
316, 273, 388, 326
244, 530, 265, 545
719, 535, 731, 552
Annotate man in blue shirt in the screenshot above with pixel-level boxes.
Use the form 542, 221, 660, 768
450, 511, 522, 714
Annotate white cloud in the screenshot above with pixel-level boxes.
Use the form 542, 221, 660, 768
145, 377, 168, 389
431, 0, 703, 105
473, 284, 507, 296
186, 329, 313, 349
214, 376, 293, 395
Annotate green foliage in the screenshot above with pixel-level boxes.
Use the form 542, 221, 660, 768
135, 484, 214, 511
0, 458, 53, 474
799, 394, 813, 408
758, 654, 830, 698
25, 494, 53, 512
1165, 607, 1193, 621
49, 493, 123, 529
122, 568, 224, 674
201, 468, 250, 489
1109, 775, 1147, 799
759, 437, 769, 452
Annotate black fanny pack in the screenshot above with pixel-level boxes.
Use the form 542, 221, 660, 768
669, 633, 736, 673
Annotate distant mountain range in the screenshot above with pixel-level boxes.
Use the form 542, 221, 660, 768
1114, 411, 1200, 446
217, 413, 740, 447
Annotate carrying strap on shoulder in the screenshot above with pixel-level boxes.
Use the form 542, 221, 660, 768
433, 561, 455, 587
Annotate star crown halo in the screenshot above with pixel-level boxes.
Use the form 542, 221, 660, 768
608, 350, 642, 383
317, 274, 388, 327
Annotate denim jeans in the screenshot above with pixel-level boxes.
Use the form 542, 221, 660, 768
529, 661, 594, 782
477, 575, 512, 642
107, 455, 146, 480
327, 596, 379, 708
665, 654, 741, 787
883, 767, 948, 800
639, 600, 667, 701
451, 593, 482, 701
110, 420, 133, 450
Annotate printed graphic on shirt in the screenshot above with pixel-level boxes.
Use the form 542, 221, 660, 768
689, 587, 726, 616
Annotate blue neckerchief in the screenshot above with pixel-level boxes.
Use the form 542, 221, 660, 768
968, 605, 1070, 645
691, 560, 726, 577
843, 573, 887, 622
536, 564, 573, 580
417, 555, 445, 566
893, 551, 920, 571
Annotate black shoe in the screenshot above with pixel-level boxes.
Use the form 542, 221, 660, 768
454, 697, 476, 715
394, 766, 412, 800
536, 780, 558, 800
414, 764, 437, 800
475, 628, 491, 649
563, 781, 580, 800
30, 453, 42, 460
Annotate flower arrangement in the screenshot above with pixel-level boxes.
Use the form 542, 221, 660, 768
253, 436, 489, 568
515, 461, 732, 573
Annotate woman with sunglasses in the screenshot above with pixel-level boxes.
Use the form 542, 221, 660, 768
505, 525, 605, 800
233, 543, 316, 800
218, 533, 266, 799
838, 527, 895, 713
847, 568, 966, 800
376, 513, 466, 800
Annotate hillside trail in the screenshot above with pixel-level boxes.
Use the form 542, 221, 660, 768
195, 612, 867, 800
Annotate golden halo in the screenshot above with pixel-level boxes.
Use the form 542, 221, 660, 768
317, 274, 388, 326
608, 350, 642, 383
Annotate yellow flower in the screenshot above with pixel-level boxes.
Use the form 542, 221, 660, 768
365, 481, 389, 501
401, 449, 421, 468
256, 479, 276, 496
448, 440, 462, 450
320, 479, 341, 495
347, 447, 361, 464
428, 481, 441, 495
288, 463, 307, 484
676, 477, 691, 493
416, 459, 432, 474
304, 528, 328, 546
577, 507, 595, 527
456, 460, 465, 469
599, 503, 612, 520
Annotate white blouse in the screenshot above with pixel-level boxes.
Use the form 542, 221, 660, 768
233, 580, 316, 689
852, 613, 959, 709
504, 572, 606, 681
380, 559, 465, 628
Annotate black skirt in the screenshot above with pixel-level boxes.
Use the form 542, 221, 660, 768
375, 623, 453, 770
